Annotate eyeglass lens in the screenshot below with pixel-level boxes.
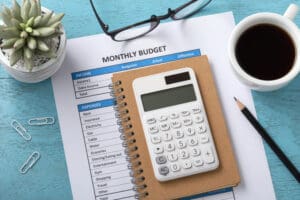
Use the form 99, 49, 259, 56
114, 21, 158, 41
173, 0, 212, 19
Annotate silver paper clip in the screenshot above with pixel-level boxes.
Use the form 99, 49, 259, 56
28, 117, 55, 126
11, 120, 31, 141
19, 151, 41, 174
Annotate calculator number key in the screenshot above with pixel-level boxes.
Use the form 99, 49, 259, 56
176, 139, 187, 149
179, 149, 189, 159
170, 163, 181, 172
162, 132, 172, 141
165, 143, 175, 152
174, 130, 184, 139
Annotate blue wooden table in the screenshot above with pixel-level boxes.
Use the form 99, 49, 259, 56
0, 0, 299, 199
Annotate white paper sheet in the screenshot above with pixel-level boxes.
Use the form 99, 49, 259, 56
52, 12, 276, 200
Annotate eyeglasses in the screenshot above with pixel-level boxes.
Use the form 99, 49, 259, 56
89, 0, 212, 42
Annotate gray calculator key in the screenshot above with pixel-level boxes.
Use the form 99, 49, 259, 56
158, 166, 169, 176
156, 155, 167, 164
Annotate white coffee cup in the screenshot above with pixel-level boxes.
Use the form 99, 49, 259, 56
228, 4, 300, 91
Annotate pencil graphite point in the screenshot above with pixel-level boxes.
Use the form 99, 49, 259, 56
234, 97, 245, 110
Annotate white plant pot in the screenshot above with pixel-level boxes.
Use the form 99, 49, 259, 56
0, 8, 67, 83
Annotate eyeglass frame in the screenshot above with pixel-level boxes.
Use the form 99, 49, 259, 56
89, 0, 212, 41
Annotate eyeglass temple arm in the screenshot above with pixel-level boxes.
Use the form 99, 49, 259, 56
89, 0, 109, 32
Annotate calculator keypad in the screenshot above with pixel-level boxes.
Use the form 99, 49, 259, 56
144, 106, 219, 181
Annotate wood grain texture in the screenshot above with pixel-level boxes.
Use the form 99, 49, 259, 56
0, 0, 299, 199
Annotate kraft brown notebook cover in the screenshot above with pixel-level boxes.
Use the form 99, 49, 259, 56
111, 55, 240, 200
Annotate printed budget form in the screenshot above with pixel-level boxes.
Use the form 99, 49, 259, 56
52, 12, 276, 200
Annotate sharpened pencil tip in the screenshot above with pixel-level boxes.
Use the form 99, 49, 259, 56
234, 97, 245, 110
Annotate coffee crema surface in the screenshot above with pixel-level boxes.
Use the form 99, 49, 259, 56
235, 24, 295, 80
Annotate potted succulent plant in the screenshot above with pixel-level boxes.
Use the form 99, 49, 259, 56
0, 0, 66, 83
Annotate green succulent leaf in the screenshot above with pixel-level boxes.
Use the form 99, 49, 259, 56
10, 48, 23, 66
50, 21, 61, 29
11, 0, 22, 21
13, 38, 25, 50
20, 30, 28, 38
41, 31, 63, 40
21, 0, 31, 21
37, 39, 50, 52
39, 11, 53, 26
33, 15, 42, 27
28, 0, 38, 18
25, 26, 33, 33
36, 48, 56, 58
24, 54, 34, 71
10, 18, 22, 30
36, 0, 41, 16
26, 16, 35, 27
0, 38, 19, 49
0, 27, 20, 39
30, 29, 40, 36
35, 27, 56, 37
46, 13, 64, 26
23, 46, 33, 59
0, 6, 13, 26
27, 36, 37, 50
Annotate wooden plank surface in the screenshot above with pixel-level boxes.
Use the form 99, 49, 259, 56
0, 0, 299, 199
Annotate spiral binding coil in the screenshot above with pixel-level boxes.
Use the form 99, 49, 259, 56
110, 81, 148, 199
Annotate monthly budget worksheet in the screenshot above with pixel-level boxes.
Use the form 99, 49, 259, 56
52, 12, 275, 200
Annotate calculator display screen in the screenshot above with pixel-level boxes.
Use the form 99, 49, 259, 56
141, 84, 196, 111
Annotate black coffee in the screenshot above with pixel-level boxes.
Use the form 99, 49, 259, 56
235, 24, 295, 80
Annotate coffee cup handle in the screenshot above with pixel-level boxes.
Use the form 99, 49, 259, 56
284, 4, 299, 20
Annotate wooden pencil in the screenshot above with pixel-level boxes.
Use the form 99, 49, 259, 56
234, 97, 300, 183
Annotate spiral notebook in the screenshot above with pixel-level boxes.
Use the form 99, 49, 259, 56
111, 55, 240, 200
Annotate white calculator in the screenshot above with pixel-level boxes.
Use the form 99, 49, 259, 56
133, 67, 219, 182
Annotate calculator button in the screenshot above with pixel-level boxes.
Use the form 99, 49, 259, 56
171, 121, 181, 129
170, 163, 181, 172
146, 118, 156, 125
156, 155, 167, 165
193, 158, 204, 167
191, 147, 201, 157
179, 149, 189, 159
194, 115, 204, 123
200, 134, 209, 143
188, 138, 198, 146
176, 139, 187, 149
167, 153, 178, 162
197, 124, 206, 134
182, 161, 192, 169
174, 130, 184, 139
159, 166, 169, 176
159, 123, 170, 131
203, 147, 215, 164
165, 143, 175, 152
148, 126, 159, 134
170, 113, 179, 119
162, 132, 172, 141
182, 118, 193, 126
159, 115, 168, 122
185, 127, 195, 136
151, 136, 161, 144
192, 107, 201, 114
153, 146, 164, 154
181, 111, 190, 117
